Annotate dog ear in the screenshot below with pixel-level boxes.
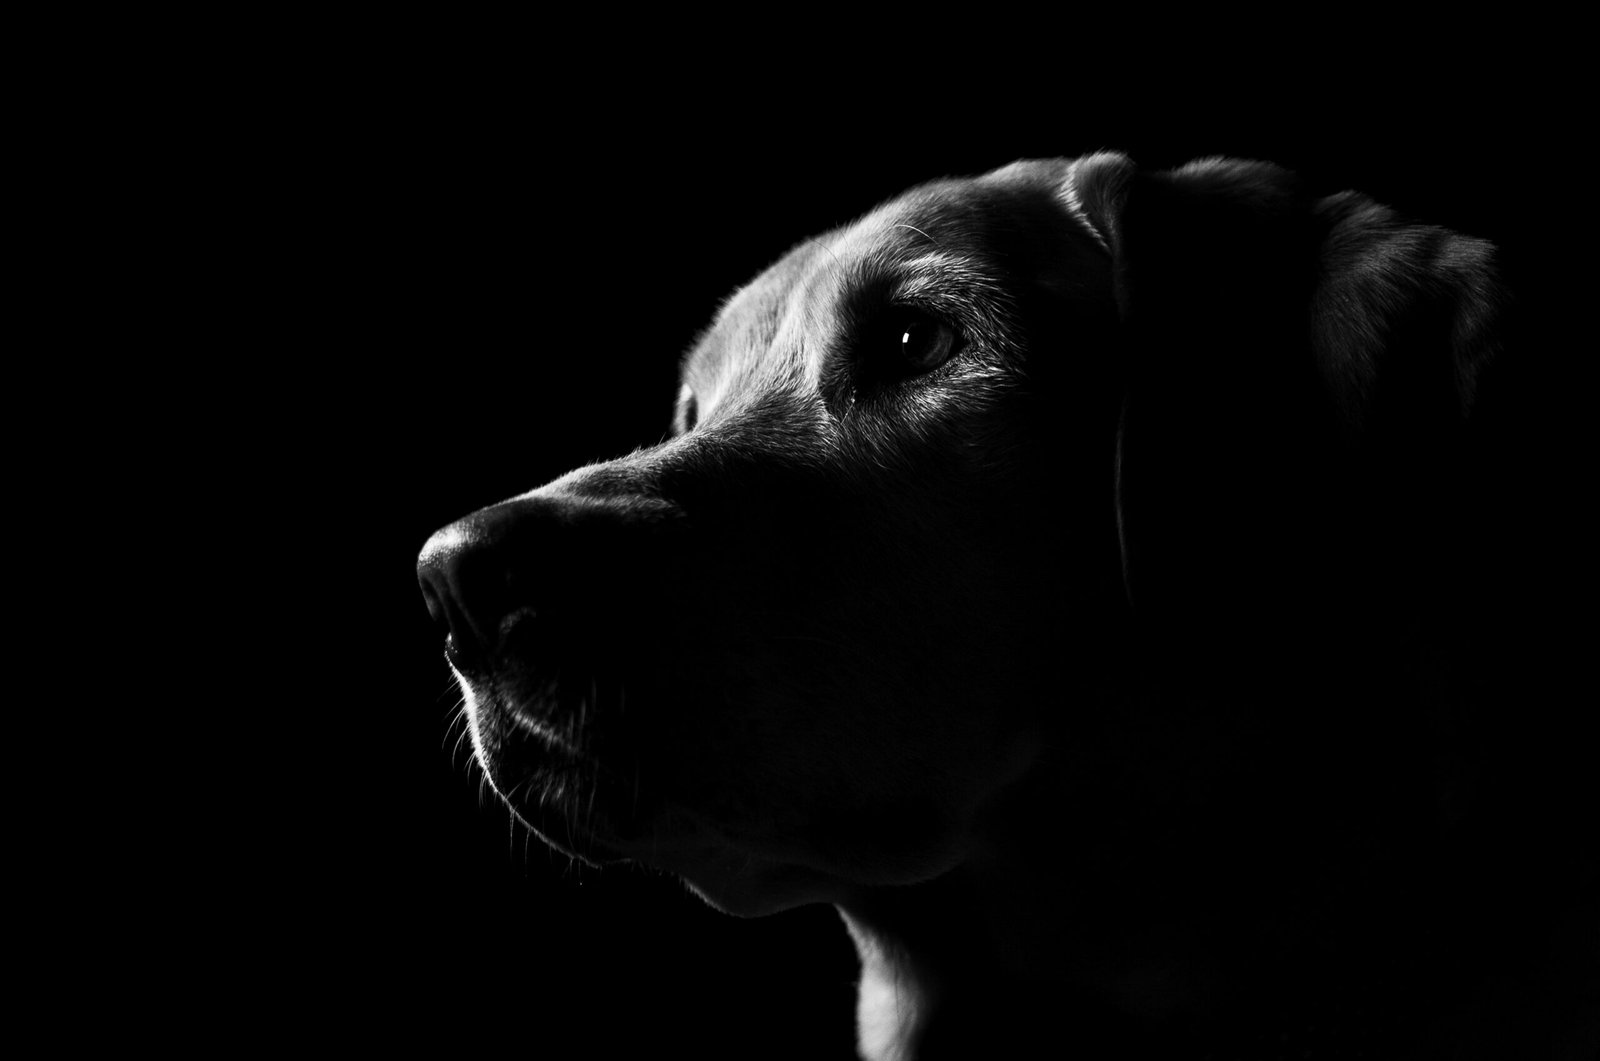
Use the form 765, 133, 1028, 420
1306, 191, 1502, 446
1065, 154, 1503, 663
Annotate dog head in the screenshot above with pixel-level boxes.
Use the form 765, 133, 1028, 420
417, 153, 1500, 931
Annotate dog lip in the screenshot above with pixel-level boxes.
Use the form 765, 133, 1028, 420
446, 607, 539, 678
502, 771, 634, 866
442, 633, 486, 678
520, 818, 627, 866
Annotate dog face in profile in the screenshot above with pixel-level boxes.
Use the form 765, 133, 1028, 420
419, 154, 1508, 1057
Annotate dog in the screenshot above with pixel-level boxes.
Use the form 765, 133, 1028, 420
417, 153, 1554, 1057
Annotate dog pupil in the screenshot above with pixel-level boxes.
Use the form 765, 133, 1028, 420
902, 320, 935, 364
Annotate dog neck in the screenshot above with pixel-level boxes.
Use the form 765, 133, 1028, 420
836, 868, 1167, 1059
830, 668, 1364, 1059
839, 908, 928, 1061
834, 822, 1206, 1060
830, 675, 1523, 1061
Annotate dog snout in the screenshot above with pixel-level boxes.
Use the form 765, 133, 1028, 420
418, 490, 688, 673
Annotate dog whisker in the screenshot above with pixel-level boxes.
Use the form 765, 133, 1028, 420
889, 222, 941, 249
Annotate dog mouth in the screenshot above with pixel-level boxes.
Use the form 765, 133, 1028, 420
474, 722, 635, 864
456, 651, 661, 865
494, 757, 632, 865
460, 657, 797, 881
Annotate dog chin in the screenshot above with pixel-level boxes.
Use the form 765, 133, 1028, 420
628, 843, 854, 918
457, 683, 622, 861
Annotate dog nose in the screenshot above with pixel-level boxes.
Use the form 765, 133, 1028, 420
417, 492, 688, 672
417, 510, 522, 672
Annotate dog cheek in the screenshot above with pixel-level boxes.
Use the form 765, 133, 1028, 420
799, 713, 1045, 885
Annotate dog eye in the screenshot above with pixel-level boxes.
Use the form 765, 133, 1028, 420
897, 316, 960, 373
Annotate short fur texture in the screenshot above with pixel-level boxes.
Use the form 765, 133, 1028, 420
418, 155, 1555, 1058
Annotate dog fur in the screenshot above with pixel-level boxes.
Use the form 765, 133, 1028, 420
418, 154, 1553, 1057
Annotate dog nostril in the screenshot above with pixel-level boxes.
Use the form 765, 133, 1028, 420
419, 576, 449, 631
417, 526, 489, 663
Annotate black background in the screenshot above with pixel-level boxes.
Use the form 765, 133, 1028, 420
157, 54, 1576, 1058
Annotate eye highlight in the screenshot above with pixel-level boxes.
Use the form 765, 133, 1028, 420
896, 314, 960, 374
